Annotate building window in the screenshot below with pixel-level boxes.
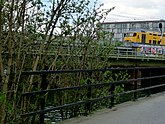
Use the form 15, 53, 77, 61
110, 24, 116, 28
106, 24, 110, 29
122, 24, 127, 28
149, 22, 153, 27
116, 24, 122, 28
152, 23, 157, 28
117, 29, 122, 33
141, 23, 144, 28
136, 23, 141, 29
145, 23, 149, 29
129, 23, 136, 29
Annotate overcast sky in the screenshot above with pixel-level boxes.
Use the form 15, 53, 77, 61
43, 0, 165, 22
100, 0, 165, 22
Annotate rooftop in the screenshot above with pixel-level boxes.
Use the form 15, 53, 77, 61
101, 19, 165, 24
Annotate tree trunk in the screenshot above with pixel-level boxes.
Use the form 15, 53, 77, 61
1, 0, 14, 123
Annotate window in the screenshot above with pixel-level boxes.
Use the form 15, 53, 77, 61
129, 23, 135, 29
106, 24, 110, 29
153, 40, 156, 44
149, 40, 152, 44
117, 29, 122, 33
133, 33, 137, 36
110, 24, 116, 28
149, 22, 153, 27
141, 23, 145, 28
152, 23, 157, 28
145, 23, 149, 29
116, 24, 122, 28
125, 33, 134, 37
158, 41, 161, 44
122, 24, 127, 28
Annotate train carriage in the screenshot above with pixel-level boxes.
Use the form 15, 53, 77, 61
124, 30, 165, 45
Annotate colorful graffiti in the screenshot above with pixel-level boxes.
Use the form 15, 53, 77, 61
133, 43, 165, 56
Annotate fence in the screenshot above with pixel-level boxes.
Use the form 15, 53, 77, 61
20, 67, 165, 124
28, 44, 165, 61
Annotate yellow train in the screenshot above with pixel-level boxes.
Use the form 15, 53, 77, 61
124, 30, 165, 45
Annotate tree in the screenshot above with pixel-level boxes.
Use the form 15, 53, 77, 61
0, 0, 114, 123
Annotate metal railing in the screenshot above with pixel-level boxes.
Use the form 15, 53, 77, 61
27, 46, 165, 61
20, 67, 165, 124
110, 47, 165, 60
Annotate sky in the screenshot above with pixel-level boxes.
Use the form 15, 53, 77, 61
42, 0, 165, 22
99, 0, 165, 22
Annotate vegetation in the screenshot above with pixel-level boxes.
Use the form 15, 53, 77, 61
0, 0, 130, 123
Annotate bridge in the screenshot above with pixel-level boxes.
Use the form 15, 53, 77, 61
28, 43, 165, 66
20, 67, 165, 124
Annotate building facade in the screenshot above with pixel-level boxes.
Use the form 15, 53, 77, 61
101, 20, 165, 42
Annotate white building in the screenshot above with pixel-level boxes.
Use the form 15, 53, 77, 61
101, 20, 165, 42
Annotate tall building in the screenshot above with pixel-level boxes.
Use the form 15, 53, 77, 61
101, 20, 165, 42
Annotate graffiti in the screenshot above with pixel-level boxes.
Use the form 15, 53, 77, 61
133, 44, 165, 56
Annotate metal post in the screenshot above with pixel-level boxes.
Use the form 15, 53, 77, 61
133, 69, 138, 101
159, 23, 163, 44
109, 84, 115, 108
147, 70, 151, 97
163, 69, 165, 92
86, 79, 91, 113
40, 72, 47, 124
